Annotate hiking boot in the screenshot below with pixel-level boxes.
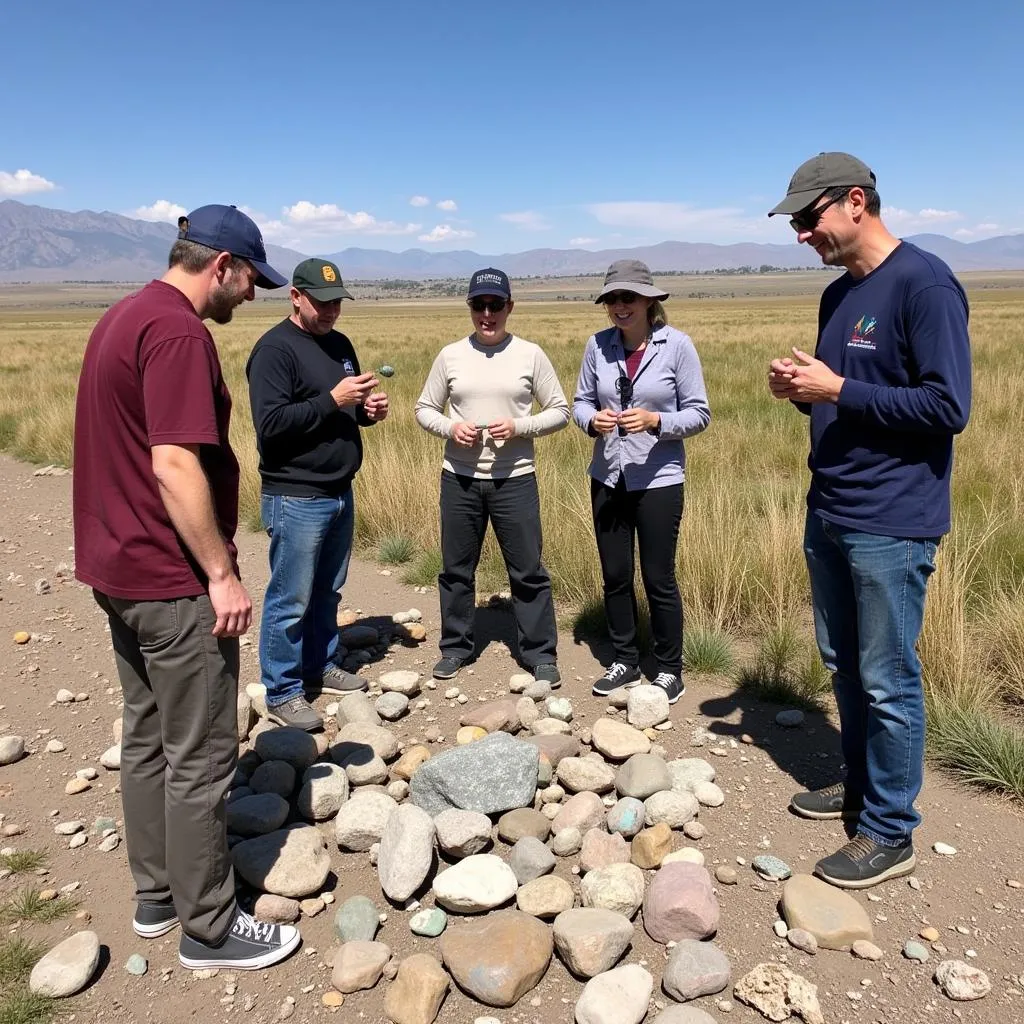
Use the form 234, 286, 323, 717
814, 834, 916, 889
266, 695, 323, 732
652, 671, 685, 704
179, 908, 301, 970
133, 900, 179, 938
532, 663, 561, 687
314, 663, 369, 695
790, 782, 862, 821
432, 656, 466, 680
592, 662, 642, 697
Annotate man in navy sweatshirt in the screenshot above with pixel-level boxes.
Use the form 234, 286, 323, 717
246, 258, 389, 731
766, 152, 971, 889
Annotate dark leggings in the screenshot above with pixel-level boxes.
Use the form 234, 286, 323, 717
591, 478, 684, 675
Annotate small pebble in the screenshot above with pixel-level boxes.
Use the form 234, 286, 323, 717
322, 991, 344, 1007
903, 940, 929, 963
933, 842, 957, 856
125, 954, 148, 976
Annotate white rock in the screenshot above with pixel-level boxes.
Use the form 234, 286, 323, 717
575, 963, 654, 1024
100, 744, 122, 770
432, 854, 518, 912
692, 780, 725, 807
379, 670, 421, 696
29, 931, 101, 997
933, 842, 957, 856
335, 791, 399, 851
626, 686, 670, 729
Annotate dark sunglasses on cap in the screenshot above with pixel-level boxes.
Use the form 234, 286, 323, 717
789, 189, 850, 233
602, 290, 641, 306
468, 297, 508, 313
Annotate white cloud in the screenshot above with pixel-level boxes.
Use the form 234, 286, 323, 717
418, 224, 476, 243
131, 199, 187, 223
436, 198, 458, 212
570, 236, 599, 247
0, 168, 57, 196
500, 210, 551, 231
281, 202, 421, 236
881, 206, 962, 231
587, 201, 769, 239
954, 222, 1005, 240
409, 195, 431, 207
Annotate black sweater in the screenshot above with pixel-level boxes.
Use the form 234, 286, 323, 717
245, 318, 373, 496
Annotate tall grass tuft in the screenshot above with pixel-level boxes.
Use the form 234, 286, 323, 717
378, 534, 416, 565
0, 889, 79, 926
683, 628, 735, 675
0, 852, 45, 876
402, 547, 442, 588
738, 622, 829, 710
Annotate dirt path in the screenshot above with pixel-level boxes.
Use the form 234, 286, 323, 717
0, 453, 1020, 1023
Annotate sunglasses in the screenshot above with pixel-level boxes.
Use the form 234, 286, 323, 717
789, 190, 849, 233
602, 291, 641, 306
468, 297, 508, 313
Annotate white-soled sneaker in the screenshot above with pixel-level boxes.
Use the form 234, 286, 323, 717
133, 901, 179, 938
179, 908, 300, 971
592, 662, 642, 697
652, 672, 684, 704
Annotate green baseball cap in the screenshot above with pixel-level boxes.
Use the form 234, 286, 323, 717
768, 152, 877, 217
291, 258, 354, 300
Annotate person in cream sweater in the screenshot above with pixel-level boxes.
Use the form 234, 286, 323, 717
415, 267, 569, 683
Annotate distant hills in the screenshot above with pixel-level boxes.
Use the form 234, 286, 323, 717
1, 199, 1022, 284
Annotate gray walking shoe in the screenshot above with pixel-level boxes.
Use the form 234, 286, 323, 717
267, 695, 323, 732
179, 908, 300, 970
315, 664, 369, 695
790, 782, 862, 820
814, 834, 916, 889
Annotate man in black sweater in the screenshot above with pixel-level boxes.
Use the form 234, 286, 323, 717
246, 258, 389, 731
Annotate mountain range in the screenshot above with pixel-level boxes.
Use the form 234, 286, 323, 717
2, 200, 1022, 283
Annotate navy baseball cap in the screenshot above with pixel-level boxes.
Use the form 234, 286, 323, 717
177, 205, 287, 289
467, 267, 511, 300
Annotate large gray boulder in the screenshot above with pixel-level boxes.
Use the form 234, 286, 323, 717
410, 732, 539, 816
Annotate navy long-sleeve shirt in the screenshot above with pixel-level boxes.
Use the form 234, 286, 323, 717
246, 318, 373, 497
801, 241, 971, 537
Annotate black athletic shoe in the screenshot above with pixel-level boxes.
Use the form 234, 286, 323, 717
592, 662, 642, 696
179, 908, 301, 971
133, 901, 179, 938
790, 782, 862, 821
532, 663, 561, 687
652, 672, 684, 704
432, 656, 466, 680
814, 834, 916, 890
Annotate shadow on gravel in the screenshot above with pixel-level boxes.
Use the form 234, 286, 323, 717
698, 688, 846, 799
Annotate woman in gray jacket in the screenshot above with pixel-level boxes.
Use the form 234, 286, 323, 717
573, 260, 710, 702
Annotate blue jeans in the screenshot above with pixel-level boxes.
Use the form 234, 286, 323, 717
259, 492, 354, 706
803, 512, 938, 848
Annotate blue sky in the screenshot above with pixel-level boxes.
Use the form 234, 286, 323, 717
2, 0, 1021, 254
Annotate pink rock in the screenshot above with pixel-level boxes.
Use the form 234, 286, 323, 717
552, 792, 606, 835
642, 862, 719, 943
579, 828, 631, 873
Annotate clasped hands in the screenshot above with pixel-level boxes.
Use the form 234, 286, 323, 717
768, 348, 844, 404
591, 407, 660, 435
451, 419, 516, 447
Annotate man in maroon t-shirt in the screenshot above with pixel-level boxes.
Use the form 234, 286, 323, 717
73, 205, 301, 972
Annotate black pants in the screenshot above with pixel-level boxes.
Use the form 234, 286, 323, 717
439, 470, 558, 667
591, 478, 684, 675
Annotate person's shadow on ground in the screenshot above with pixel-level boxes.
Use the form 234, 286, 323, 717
698, 686, 848, 806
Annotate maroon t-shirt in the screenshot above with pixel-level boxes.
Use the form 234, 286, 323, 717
73, 280, 239, 599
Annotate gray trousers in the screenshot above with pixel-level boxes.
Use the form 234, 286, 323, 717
95, 590, 238, 944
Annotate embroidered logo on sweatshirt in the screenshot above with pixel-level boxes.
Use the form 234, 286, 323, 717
848, 315, 878, 350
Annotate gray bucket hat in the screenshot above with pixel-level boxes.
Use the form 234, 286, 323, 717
594, 259, 669, 304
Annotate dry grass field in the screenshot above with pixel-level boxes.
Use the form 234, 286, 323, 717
1, 274, 1022, 798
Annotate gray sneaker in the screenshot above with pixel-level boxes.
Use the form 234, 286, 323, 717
179, 908, 300, 970
316, 664, 369, 695
267, 695, 323, 732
